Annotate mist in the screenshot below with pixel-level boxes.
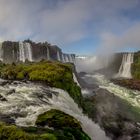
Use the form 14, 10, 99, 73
75, 54, 115, 73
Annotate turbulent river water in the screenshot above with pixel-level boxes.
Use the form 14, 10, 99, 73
0, 79, 110, 140
84, 73, 140, 109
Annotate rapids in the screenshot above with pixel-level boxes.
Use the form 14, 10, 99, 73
85, 74, 140, 109
0, 79, 110, 140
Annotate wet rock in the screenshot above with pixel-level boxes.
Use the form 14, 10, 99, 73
117, 135, 131, 140
43, 90, 52, 98
10, 112, 27, 118
0, 114, 15, 124
0, 94, 7, 101
111, 79, 140, 91
132, 135, 140, 140
6, 89, 15, 95
0, 80, 11, 86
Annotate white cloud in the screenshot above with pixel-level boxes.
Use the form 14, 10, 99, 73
0, 0, 139, 52
99, 23, 140, 53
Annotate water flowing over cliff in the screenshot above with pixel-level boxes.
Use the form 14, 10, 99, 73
0, 40, 75, 63
0, 80, 109, 140
117, 53, 134, 78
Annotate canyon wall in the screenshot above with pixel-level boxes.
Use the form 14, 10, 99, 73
0, 40, 75, 63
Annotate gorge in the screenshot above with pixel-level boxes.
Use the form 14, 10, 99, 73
0, 41, 139, 140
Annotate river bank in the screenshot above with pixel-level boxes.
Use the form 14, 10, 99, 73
111, 79, 140, 91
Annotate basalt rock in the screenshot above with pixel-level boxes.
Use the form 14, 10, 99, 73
0, 40, 75, 63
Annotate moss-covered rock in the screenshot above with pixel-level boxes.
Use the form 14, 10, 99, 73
0, 122, 38, 140
0, 61, 83, 107
36, 109, 91, 140
36, 109, 81, 129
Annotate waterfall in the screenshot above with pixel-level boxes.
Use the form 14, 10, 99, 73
65, 55, 69, 62
0, 42, 3, 61
46, 47, 50, 60
0, 81, 110, 140
68, 54, 73, 63
117, 53, 134, 78
25, 43, 33, 62
19, 42, 25, 62
19, 42, 33, 62
62, 54, 65, 62
57, 50, 61, 61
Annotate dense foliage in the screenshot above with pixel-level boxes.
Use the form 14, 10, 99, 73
0, 122, 57, 140
0, 61, 83, 107
132, 51, 140, 79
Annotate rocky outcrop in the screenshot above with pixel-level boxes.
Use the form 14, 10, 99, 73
0, 40, 75, 63
111, 79, 140, 91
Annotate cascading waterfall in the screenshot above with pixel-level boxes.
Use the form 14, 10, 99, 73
117, 53, 134, 78
46, 46, 50, 60
19, 42, 25, 62
57, 50, 61, 61
65, 55, 69, 62
0, 42, 3, 61
68, 54, 73, 63
25, 43, 33, 62
0, 81, 110, 140
62, 54, 65, 62
19, 42, 33, 62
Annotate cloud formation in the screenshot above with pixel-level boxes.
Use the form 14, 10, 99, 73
99, 23, 140, 53
0, 0, 140, 53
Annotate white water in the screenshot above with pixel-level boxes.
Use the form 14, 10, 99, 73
86, 74, 140, 108
46, 46, 50, 60
65, 55, 69, 62
0, 42, 3, 61
73, 73, 80, 87
19, 42, 33, 62
62, 54, 65, 62
68, 54, 73, 63
57, 50, 61, 61
117, 53, 134, 78
0, 81, 109, 140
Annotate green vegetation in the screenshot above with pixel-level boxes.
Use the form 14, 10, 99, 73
0, 109, 91, 140
0, 61, 92, 139
36, 109, 91, 140
0, 122, 57, 140
0, 61, 83, 107
36, 109, 81, 129
132, 51, 140, 79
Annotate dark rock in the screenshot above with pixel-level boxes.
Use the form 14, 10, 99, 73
111, 79, 140, 91
0, 94, 7, 101
132, 135, 140, 140
0, 114, 15, 124
6, 89, 15, 95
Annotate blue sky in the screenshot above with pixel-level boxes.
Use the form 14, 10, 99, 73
0, 0, 140, 55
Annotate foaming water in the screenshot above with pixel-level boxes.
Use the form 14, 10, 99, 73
19, 42, 33, 62
86, 74, 140, 108
0, 80, 110, 140
117, 53, 134, 78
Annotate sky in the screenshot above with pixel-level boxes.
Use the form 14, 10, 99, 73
0, 0, 140, 55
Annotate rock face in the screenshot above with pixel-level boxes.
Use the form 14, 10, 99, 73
0, 40, 75, 63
